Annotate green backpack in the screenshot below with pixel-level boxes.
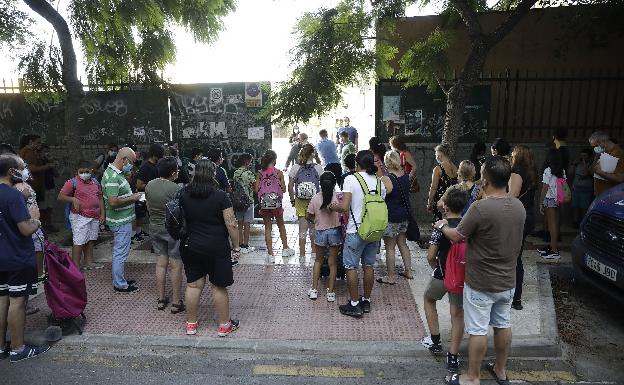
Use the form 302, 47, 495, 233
351, 173, 388, 242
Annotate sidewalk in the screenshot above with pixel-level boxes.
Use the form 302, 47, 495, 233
26, 222, 565, 357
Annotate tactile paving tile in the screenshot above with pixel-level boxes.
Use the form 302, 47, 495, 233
26, 264, 424, 341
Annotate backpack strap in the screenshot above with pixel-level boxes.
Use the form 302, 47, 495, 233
71, 177, 77, 196
389, 173, 411, 210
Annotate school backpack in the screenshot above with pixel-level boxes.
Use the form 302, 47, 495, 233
258, 168, 283, 209
231, 169, 253, 212
350, 173, 388, 242
64, 177, 100, 230
556, 177, 572, 205
43, 240, 88, 334
444, 241, 467, 295
165, 189, 188, 240
295, 164, 320, 200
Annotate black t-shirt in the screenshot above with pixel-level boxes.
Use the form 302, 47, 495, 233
558, 146, 570, 173
136, 160, 159, 190
181, 189, 232, 255
512, 165, 535, 227
430, 217, 461, 279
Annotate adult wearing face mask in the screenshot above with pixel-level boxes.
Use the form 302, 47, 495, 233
58, 160, 105, 269
589, 131, 624, 196
427, 144, 458, 221
101, 147, 144, 293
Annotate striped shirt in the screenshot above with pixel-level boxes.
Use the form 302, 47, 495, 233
102, 164, 135, 226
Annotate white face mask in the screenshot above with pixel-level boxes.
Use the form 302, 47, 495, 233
79, 173, 92, 181
21, 168, 32, 181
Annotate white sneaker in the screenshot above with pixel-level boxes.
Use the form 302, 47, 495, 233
282, 248, 295, 257
240, 246, 250, 254
326, 289, 335, 302
246, 246, 256, 252
265, 254, 275, 264
420, 335, 434, 348
541, 250, 561, 260
308, 288, 318, 300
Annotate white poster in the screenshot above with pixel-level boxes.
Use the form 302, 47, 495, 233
248, 126, 265, 140
245, 82, 263, 108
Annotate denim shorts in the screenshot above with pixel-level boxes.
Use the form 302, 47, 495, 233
543, 197, 558, 208
342, 233, 379, 270
235, 204, 254, 223
315, 227, 343, 247
384, 221, 408, 238
463, 283, 515, 335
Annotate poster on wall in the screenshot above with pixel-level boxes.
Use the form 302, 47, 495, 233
248, 126, 265, 140
209, 88, 224, 113
405, 109, 425, 135
245, 83, 263, 108
382, 95, 401, 121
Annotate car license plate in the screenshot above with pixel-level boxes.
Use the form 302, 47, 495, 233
585, 255, 617, 282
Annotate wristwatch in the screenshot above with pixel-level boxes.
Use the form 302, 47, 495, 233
436, 222, 446, 230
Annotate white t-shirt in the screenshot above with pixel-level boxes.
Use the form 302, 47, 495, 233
342, 172, 387, 234
542, 167, 566, 199
288, 162, 324, 181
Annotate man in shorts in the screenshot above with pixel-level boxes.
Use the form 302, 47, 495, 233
0, 155, 50, 362
435, 156, 526, 385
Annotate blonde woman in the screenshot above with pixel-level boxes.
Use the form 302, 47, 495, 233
377, 150, 413, 284
437, 160, 477, 213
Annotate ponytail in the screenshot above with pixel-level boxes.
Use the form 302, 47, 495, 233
355, 150, 377, 176
319, 171, 337, 210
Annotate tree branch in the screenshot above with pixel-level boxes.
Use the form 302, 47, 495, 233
449, 0, 483, 42
433, 72, 449, 96
485, 0, 538, 46
23, 0, 83, 97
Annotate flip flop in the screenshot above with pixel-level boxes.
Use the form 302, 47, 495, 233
445, 373, 461, 385
486, 363, 510, 385
376, 277, 396, 285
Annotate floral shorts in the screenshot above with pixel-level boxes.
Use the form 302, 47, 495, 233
384, 221, 408, 238
543, 197, 558, 209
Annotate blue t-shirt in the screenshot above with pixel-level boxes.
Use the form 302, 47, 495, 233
337, 126, 358, 151
386, 174, 410, 223
316, 137, 340, 166
0, 184, 35, 271
216, 166, 230, 191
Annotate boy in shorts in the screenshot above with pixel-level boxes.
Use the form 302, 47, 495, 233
421, 186, 468, 373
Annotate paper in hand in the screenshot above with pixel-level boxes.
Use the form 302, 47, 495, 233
594, 152, 619, 181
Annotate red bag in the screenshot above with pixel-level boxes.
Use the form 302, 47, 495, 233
444, 241, 467, 295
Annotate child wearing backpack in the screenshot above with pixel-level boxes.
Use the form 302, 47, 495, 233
232, 153, 257, 254
58, 160, 105, 269
288, 144, 324, 262
328, 150, 392, 318
421, 186, 468, 374
306, 171, 343, 302
537, 148, 567, 260
255, 150, 295, 263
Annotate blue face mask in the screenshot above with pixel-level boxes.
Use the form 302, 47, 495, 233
122, 161, 133, 173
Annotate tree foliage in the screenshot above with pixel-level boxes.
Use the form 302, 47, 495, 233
0, 0, 31, 49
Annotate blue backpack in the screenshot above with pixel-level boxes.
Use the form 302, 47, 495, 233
64, 177, 100, 230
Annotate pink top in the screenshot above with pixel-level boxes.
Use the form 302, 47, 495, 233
307, 191, 342, 231
60, 177, 102, 219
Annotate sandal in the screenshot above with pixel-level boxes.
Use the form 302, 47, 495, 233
157, 297, 169, 311
485, 363, 510, 385
376, 277, 396, 285
399, 272, 414, 280
171, 301, 186, 314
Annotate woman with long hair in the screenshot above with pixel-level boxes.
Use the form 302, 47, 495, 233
306, 171, 343, 302
180, 159, 240, 336
377, 150, 413, 284
288, 144, 324, 262
470, 142, 486, 180
426, 144, 458, 221
256, 149, 294, 263
328, 150, 392, 318
509, 145, 538, 309
538, 148, 564, 260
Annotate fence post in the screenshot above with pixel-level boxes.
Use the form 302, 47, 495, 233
502, 69, 510, 136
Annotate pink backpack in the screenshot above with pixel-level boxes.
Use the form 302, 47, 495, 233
44, 241, 87, 331
258, 167, 283, 209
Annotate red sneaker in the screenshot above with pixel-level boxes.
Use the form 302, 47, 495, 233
217, 320, 239, 337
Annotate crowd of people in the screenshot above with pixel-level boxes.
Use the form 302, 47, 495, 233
0, 121, 622, 379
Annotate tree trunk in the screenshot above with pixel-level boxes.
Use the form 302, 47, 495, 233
442, 42, 489, 160
23, 0, 83, 169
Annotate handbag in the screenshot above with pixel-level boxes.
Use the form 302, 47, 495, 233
409, 175, 420, 193
390, 173, 420, 242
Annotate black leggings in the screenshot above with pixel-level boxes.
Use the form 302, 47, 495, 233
514, 221, 533, 302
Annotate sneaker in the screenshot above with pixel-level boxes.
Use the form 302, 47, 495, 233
339, 301, 363, 318
537, 246, 551, 256
132, 233, 145, 242
266, 254, 275, 264
240, 246, 250, 254
360, 297, 371, 313
114, 284, 139, 293
428, 342, 444, 355
420, 335, 434, 349
246, 246, 256, 252
282, 248, 295, 258
511, 300, 523, 310
231, 259, 239, 267
541, 250, 561, 260
308, 288, 318, 300
9, 344, 50, 363
326, 289, 336, 302
0, 343, 10, 360
447, 352, 459, 373
186, 322, 198, 336
217, 319, 240, 337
